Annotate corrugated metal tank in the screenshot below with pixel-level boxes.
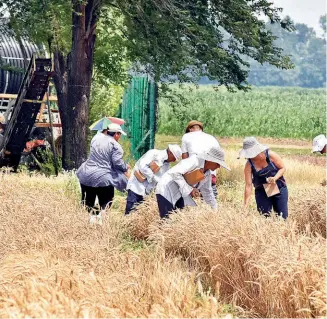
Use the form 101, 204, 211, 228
0, 31, 39, 94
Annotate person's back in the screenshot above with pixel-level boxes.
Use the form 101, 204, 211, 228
181, 131, 219, 156
127, 149, 170, 194
77, 132, 127, 190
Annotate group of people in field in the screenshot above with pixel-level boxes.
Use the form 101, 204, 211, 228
76, 120, 326, 225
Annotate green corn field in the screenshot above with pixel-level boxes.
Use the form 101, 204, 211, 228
158, 85, 326, 138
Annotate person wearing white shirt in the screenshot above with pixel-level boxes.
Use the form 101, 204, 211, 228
156, 145, 230, 218
312, 134, 327, 154
125, 144, 182, 214
181, 120, 220, 196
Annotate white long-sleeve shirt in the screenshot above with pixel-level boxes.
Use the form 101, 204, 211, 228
156, 155, 217, 209
181, 131, 220, 176
127, 149, 170, 196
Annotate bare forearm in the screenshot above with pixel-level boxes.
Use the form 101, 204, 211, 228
244, 185, 252, 207
274, 168, 286, 181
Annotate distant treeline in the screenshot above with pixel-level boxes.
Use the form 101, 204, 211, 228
199, 15, 326, 88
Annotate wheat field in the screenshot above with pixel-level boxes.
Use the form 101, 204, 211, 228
158, 86, 326, 138
0, 145, 325, 318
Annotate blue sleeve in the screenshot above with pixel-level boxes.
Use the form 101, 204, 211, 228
111, 144, 128, 172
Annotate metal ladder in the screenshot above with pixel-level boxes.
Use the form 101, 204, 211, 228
0, 55, 53, 170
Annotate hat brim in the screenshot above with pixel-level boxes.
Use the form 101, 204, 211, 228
197, 153, 231, 171
185, 121, 203, 133
108, 129, 127, 136
312, 146, 322, 153
238, 144, 268, 159
168, 144, 181, 161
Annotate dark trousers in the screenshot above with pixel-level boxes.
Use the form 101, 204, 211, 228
80, 184, 114, 214
255, 186, 288, 219
156, 194, 185, 219
125, 190, 144, 215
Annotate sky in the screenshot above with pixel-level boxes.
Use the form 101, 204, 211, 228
272, 0, 326, 33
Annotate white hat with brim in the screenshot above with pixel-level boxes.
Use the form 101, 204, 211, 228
312, 134, 327, 153
108, 123, 127, 136
168, 144, 182, 161
197, 146, 231, 171
238, 137, 268, 159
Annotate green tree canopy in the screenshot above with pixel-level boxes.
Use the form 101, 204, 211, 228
2, 0, 294, 168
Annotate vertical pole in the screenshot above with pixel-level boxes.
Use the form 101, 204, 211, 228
46, 87, 59, 176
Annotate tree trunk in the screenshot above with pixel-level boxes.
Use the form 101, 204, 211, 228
52, 50, 68, 165
52, 0, 99, 170
62, 0, 98, 170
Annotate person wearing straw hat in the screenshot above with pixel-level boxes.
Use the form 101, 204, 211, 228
77, 123, 130, 225
125, 144, 182, 215
181, 120, 220, 197
239, 137, 288, 219
156, 145, 230, 218
312, 134, 327, 154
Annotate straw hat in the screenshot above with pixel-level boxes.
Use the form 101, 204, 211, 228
185, 120, 203, 133
168, 144, 182, 161
238, 137, 268, 159
312, 134, 327, 153
197, 146, 231, 171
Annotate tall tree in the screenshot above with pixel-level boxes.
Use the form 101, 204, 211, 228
3, 0, 293, 169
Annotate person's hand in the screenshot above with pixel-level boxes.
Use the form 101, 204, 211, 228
266, 177, 276, 184
126, 164, 131, 170
190, 188, 200, 198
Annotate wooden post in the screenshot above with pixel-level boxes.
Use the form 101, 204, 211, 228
46, 87, 59, 176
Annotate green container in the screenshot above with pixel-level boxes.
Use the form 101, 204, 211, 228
120, 77, 157, 160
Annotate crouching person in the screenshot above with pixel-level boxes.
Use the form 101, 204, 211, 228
155, 146, 230, 218
125, 144, 182, 214
77, 123, 129, 225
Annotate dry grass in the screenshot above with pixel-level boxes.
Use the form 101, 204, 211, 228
289, 187, 326, 238
0, 143, 325, 318
218, 150, 324, 186
0, 171, 234, 318
146, 204, 326, 318
124, 195, 160, 240
125, 186, 326, 318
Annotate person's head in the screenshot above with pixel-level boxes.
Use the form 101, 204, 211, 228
238, 137, 268, 160
312, 134, 327, 154
167, 144, 182, 162
197, 146, 231, 172
185, 120, 203, 133
107, 123, 127, 141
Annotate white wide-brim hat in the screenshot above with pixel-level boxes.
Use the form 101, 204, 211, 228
168, 144, 182, 161
108, 123, 127, 136
238, 137, 268, 159
312, 134, 327, 153
197, 146, 231, 171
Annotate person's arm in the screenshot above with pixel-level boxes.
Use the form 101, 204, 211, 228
198, 171, 217, 209
139, 151, 157, 183
169, 157, 197, 198
267, 150, 286, 183
111, 144, 128, 172
181, 135, 189, 159
244, 162, 253, 208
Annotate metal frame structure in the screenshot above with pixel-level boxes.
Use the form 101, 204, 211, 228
0, 54, 55, 170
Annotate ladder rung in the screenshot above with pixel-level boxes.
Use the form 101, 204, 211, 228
23, 99, 43, 104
